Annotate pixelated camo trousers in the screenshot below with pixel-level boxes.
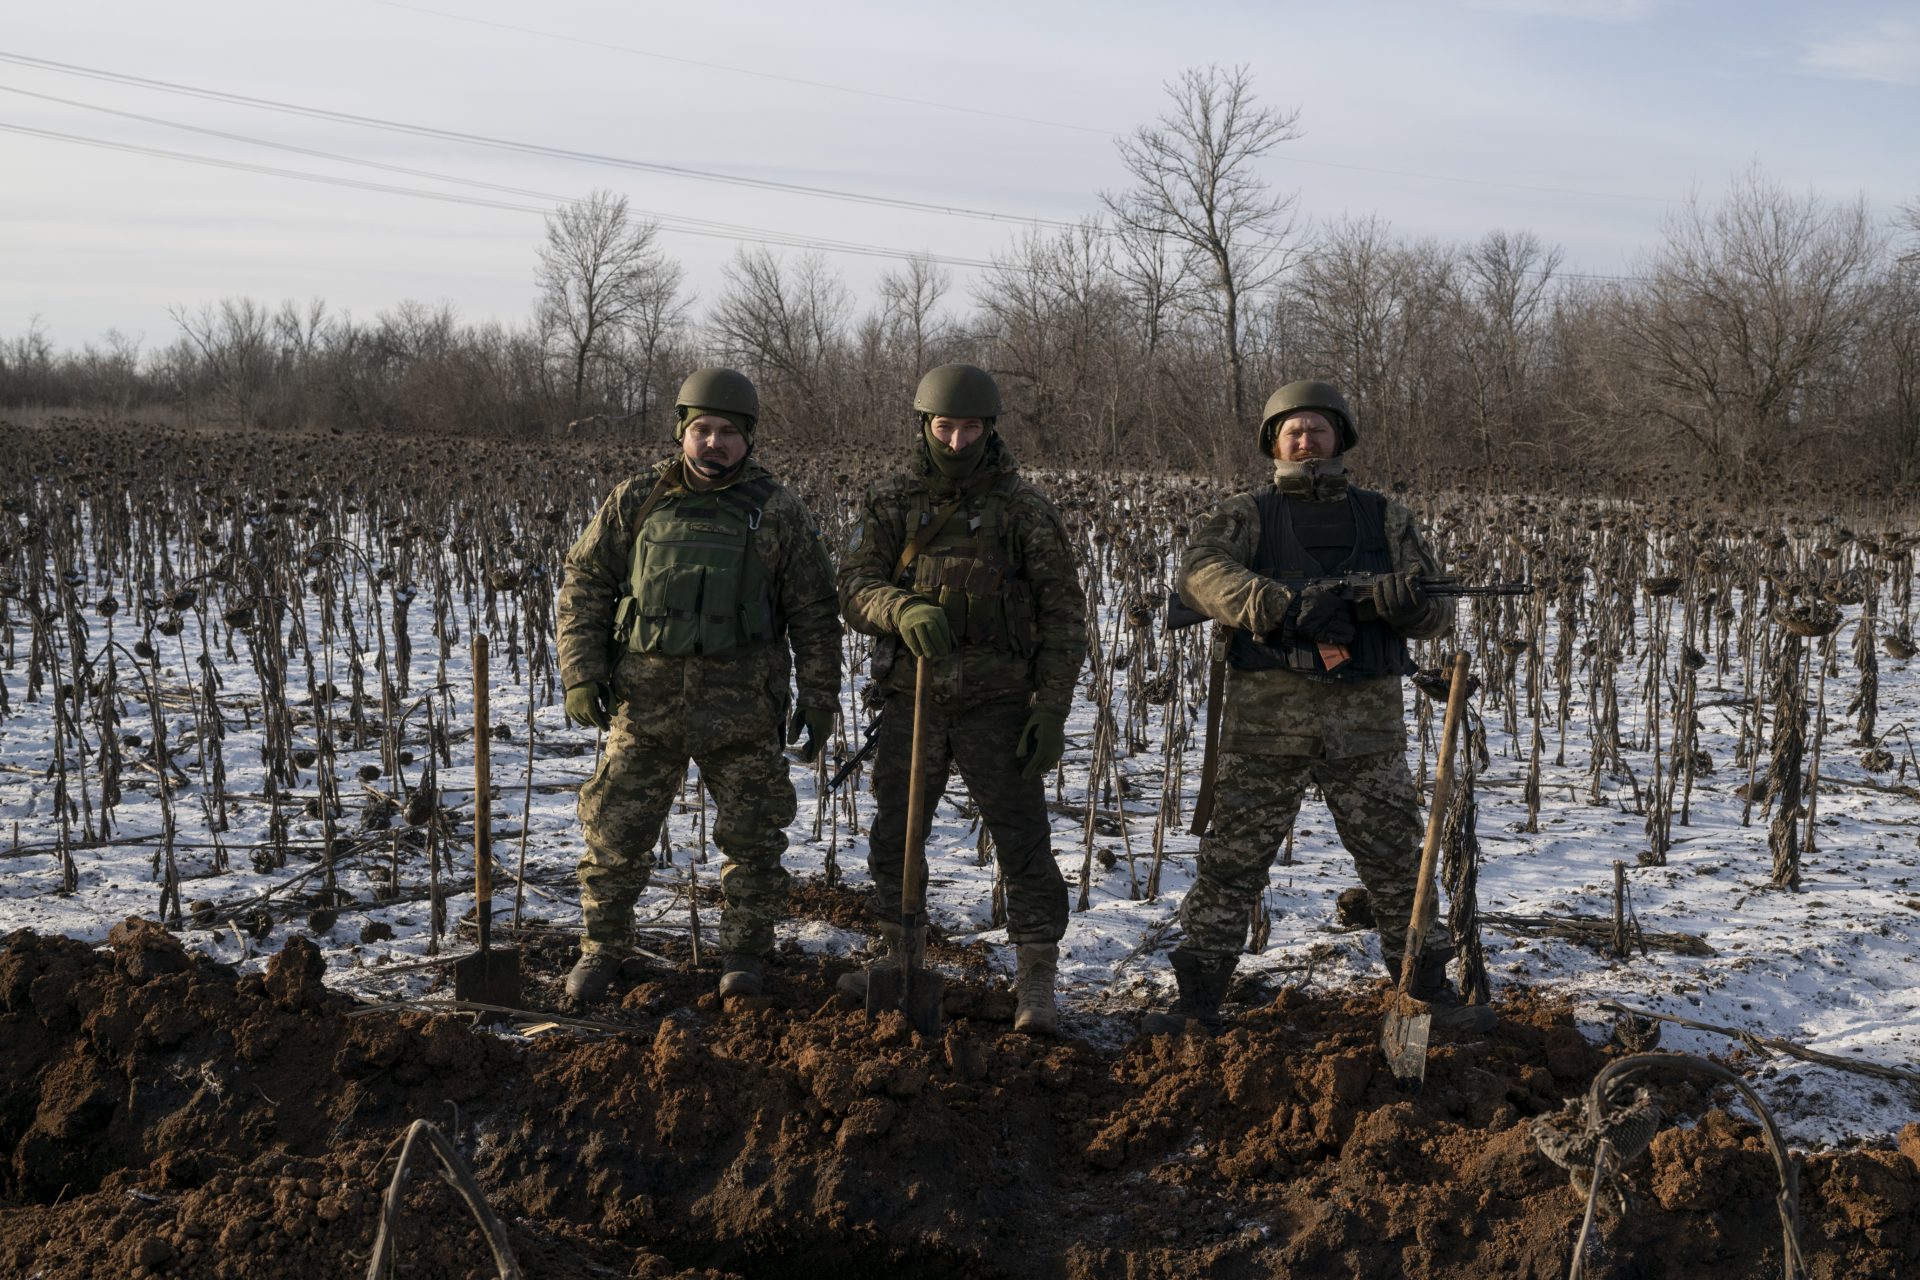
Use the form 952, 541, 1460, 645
576, 649, 796, 956
867, 694, 1068, 945
1179, 748, 1434, 965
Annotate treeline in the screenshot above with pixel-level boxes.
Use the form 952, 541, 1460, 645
4, 67, 1917, 497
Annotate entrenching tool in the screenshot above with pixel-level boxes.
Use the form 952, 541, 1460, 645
453, 635, 523, 1009
1380, 651, 1471, 1090
866, 656, 944, 1036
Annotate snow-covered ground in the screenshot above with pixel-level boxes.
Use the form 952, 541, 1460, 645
3, 539, 1916, 1148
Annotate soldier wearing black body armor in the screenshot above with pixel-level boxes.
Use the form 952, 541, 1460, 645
555, 368, 842, 1005
838, 364, 1088, 1035
1143, 380, 1496, 1036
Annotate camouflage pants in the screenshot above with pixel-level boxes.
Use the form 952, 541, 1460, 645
867, 694, 1068, 945
1179, 748, 1432, 965
577, 650, 796, 957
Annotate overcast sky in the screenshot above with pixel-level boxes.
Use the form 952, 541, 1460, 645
4, 0, 1916, 351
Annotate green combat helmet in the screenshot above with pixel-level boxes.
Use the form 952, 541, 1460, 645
675, 367, 760, 434
913, 363, 1001, 421
1259, 379, 1356, 454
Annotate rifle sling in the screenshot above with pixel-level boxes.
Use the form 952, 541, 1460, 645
893, 492, 970, 582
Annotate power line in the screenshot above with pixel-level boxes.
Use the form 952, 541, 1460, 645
0, 84, 998, 266
370, 0, 1116, 138
0, 48, 1086, 231
0, 52, 1651, 285
370, 3, 1678, 206
0, 121, 1003, 269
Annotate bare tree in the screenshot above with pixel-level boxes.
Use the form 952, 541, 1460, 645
168, 298, 275, 426
1454, 230, 1563, 472
536, 189, 672, 413
878, 253, 950, 376
1104, 64, 1301, 430
1292, 216, 1410, 435
710, 249, 852, 439
975, 221, 1123, 458
1618, 169, 1879, 479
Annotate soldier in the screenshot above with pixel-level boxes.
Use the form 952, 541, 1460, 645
838, 364, 1087, 1036
1143, 379, 1495, 1035
555, 367, 841, 1003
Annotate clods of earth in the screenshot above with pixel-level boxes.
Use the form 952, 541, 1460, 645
3, 905, 1916, 1279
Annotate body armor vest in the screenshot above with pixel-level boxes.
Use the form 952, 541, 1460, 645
900, 483, 1039, 657
1227, 486, 1411, 681
617, 476, 778, 657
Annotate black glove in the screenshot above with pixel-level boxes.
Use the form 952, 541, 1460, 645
1291, 582, 1356, 645
1372, 572, 1429, 629
787, 706, 833, 764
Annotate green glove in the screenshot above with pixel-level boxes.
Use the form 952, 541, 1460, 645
564, 681, 612, 732
897, 601, 955, 659
787, 705, 834, 763
1014, 708, 1067, 779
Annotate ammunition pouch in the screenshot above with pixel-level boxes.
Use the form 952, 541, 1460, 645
625, 478, 778, 658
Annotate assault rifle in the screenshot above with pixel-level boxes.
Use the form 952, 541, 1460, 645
1164, 574, 1533, 633
824, 716, 883, 793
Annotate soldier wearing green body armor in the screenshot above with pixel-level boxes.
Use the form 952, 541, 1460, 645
555, 368, 841, 1004
838, 364, 1087, 1036
1142, 379, 1497, 1037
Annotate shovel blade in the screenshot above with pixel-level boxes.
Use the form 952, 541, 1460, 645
901, 968, 944, 1038
1380, 999, 1432, 1091
864, 963, 903, 1021
453, 947, 523, 1009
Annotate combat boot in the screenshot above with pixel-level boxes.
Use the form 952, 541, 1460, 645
718, 953, 765, 998
564, 951, 621, 1004
1385, 948, 1499, 1034
1139, 948, 1235, 1036
1012, 943, 1059, 1037
835, 923, 903, 1003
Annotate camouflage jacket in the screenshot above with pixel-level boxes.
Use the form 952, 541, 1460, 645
1178, 459, 1453, 758
839, 436, 1087, 716
556, 457, 842, 711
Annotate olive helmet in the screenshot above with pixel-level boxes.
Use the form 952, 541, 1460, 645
674, 367, 759, 432
912, 363, 1001, 422
1259, 379, 1356, 454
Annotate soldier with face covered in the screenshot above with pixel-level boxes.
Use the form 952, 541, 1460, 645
1142, 379, 1495, 1036
555, 367, 841, 1004
838, 363, 1087, 1035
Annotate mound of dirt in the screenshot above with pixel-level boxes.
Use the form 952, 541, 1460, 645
2, 916, 1915, 1279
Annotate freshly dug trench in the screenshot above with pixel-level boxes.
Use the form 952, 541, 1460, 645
1, 922, 1915, 1279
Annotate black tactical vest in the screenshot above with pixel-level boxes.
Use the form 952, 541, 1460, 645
1227, 486, 1412, 680
617, 476, 779, 657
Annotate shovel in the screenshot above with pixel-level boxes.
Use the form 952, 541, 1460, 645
1380, 651, 1471, 1091
866, 655, 944, 1036
453, 635, 522, 1009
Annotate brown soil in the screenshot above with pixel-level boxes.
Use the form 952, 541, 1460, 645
2, 901, 1915, 1280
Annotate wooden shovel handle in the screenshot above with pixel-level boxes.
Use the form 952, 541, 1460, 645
901, 656, 933, 918
472, 635, 492, 953
1397, 652, 1471, 996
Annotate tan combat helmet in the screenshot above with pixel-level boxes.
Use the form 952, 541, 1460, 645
674, 367, 759, 433
1259, 380, 1356, 454
912, 363, 1002, 422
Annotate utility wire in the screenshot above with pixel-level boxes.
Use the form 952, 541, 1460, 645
0, 121, 1002, 268
371, 0, 1116, 138
0, 84, 994, 265
0, 48, 1083, 230
373, 1, 1678, 206
0, 52, 1652, 283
